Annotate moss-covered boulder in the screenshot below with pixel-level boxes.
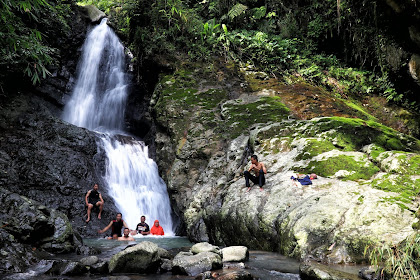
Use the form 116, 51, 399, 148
151, 61, 420, 264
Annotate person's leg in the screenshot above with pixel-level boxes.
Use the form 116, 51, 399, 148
96, 201, 103, 219
244, 171, 258, 192
258, 172, 266, 191
86, 203, 93, 222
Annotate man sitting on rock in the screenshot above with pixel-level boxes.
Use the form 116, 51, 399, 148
150, 220, 164, 235
134, 215, 150, 235
85, 183, 104, 222
98, 213, 130, 238
244, 155, 267, 192
118, 228, 135, 241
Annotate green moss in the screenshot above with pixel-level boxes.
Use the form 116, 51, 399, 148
371, 174, 420, 209
343, 100, 378, 122
300, 154, 379, 181
294, 139, 337, 160
306, 117, 420, 152
220, 96, 291, 138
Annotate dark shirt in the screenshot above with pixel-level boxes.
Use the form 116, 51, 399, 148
111, 220, 124, 237
136, 222, 150, 233
88, 189, 100, 204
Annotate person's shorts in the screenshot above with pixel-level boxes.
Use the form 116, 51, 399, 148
88, 200, 100, 208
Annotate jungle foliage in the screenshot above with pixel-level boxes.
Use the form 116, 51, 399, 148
0, 0, 73, 87
82, 0, 420, 112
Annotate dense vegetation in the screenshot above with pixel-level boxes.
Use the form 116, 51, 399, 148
2, 0, 420, 277
0, 0, 73, 88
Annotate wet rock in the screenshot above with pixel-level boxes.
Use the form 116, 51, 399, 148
108, 241, 160, 274
299, 262, 359, 280
0, 94, 118, 238
0, 229, 42, 273
172, 251, 222, 276
79, 5, 106, 22
0, 188, 75, 253
46, 260, 88, 276
79, 255, 99, 266
216, 271, 253, 280
221, 246, 249, 262
160, 258, 172, 272
60, 261, 88, 276
157, 247, 172, 259
191, 242, 220, 254
359, 267, 384, 280
90, 260, 109, 274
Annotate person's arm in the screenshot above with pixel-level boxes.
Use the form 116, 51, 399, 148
143, 225, 150, 234
99, 193, 104, 203
123, 220, 130, 230
248, 164, 256, 172
85, 190, 91, 206
98, 221, 113, 233
262, 163, 267, 174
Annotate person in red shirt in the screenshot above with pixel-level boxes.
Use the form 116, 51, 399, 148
150, 220, 164, 235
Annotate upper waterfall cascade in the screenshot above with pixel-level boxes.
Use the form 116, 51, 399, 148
62, 18, 174, 235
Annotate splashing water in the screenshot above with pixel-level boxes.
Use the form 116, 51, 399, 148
62, 18, 174, 234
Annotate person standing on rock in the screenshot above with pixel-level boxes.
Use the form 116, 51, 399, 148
98, 213, 130, 238
134, 215, 150, 235
85, 183, 104, 222
150, 220, 164, 235
244, 155, 267, 192
118, 228, 135, 241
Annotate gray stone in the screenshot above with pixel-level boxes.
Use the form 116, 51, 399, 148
160, 258, 172, 272
191, 242, 220, 254
79, 255, 99, 266
172, 251, 222, 276
80, 5, 106, 22
217, 270, 254, 280
60, 261, 88, 276
90, 261, 108, 274
157, 247, 172, 259
299, 262, 359, 280
108, 241, 160, 274
221, 246, 249, 262
408, 54, 420, 81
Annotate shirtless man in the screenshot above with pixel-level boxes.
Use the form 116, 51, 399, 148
244, 155, 267, 192
118, 228, 135, 241
85, 184, 104, 222
98, 213, 130, 238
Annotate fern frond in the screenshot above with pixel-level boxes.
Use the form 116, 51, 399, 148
227, 3, 247, 21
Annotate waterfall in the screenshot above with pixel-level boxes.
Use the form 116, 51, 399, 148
62, 19, 174, 235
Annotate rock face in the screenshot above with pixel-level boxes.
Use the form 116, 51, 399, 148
151, 61, 420, 263
0, 188, 85, 273
108, 241, 161, 274
172, 251, 222, 276
0, 94, 118, 237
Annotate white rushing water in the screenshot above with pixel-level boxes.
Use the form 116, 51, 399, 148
62, 19, 174, 235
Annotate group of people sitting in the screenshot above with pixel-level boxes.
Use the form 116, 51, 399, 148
85, 184, 164, 241
98, 213, 164, 241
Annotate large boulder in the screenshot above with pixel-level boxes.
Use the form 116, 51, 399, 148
151, 63, 420, 264
191, 242, 220, 254
108, 241, 161, 274
0, 188, 75, 253
300, 262, 360, 280
79, 5, 106, 23
221, 246, 249, 262
172, 251, 222, 276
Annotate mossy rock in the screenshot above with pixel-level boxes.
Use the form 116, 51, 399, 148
299, 153, 380, 181
370, 174, 420, 209
293, 138, 337, 160
306, 117, 420, 152
220, 96, 291, 138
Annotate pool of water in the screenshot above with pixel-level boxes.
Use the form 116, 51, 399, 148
5, 237, 304, 280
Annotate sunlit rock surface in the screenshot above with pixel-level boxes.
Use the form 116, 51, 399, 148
151, 61, 420, 263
